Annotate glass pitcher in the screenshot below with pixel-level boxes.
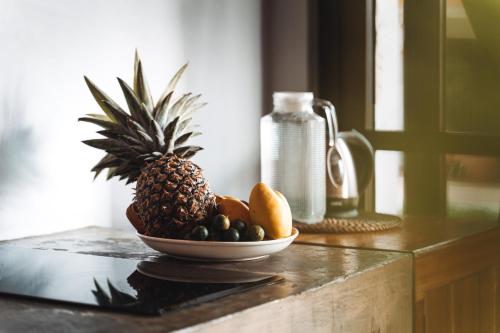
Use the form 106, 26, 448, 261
260, 92, 337, 223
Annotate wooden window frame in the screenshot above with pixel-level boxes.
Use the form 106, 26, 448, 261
312, 0, 500, 216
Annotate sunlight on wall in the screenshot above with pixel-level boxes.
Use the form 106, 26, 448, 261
374, 0, 405, 216
375, 0, 404, 131
375, 150, 404, 215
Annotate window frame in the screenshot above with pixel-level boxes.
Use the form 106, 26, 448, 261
313, 0, 500, 216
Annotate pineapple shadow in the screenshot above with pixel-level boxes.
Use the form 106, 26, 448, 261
0, 93, 38, 204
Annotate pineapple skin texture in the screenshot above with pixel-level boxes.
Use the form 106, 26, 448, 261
135, 154, 215, 239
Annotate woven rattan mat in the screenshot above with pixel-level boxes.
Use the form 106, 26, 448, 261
293, 212, 402, 233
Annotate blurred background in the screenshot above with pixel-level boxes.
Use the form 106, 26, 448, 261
373, 0, 500, 220
0, 0, 499, 239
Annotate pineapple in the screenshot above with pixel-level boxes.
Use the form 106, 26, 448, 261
80, 51, 215, 239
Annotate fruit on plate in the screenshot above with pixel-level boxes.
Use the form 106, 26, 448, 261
212, 214, 231, 231
221, 195, 240, 201
215, 194, 225, 204
231, 219, 247, 233
223, 228, 240, 242
191, 225, 209, 241
80, 51, 215, 239
218, 197, 251, 223
247, 225, 265, 241
179, 213, 265, 242
215, 194, 249, 207
249, 182, 293, 239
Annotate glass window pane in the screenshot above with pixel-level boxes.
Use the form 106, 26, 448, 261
445, 0, 500, 135
374, 0, 404, 130
375, 150, 404, 215
446, 154, 500, 221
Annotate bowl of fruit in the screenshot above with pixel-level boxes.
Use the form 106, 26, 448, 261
79, 52, 297, 261
127, 183, 298, 261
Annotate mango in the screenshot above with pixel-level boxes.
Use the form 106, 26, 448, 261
249, 182, 292, 239
215, 194, 225, 204
126, 204, 145, 234
223, 195, 240, 201
218, 197, 251, 223
216, 194, 246, 205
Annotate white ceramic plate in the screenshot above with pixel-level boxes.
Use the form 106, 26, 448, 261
137, 228, 299, 262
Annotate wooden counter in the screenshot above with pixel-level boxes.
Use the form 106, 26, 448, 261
297, 216, 500, 333
0, 227, 412, 332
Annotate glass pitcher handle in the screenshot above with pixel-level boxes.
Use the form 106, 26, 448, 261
313, 99, 343, 188
313, 98, 338, 147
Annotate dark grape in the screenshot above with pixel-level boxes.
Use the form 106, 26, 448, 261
231, 219, 247, 233
223, 228, 240, 242
191, 226, 209, 241
212, 214, 230, 231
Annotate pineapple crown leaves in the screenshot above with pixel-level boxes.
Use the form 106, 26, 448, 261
79, 51, 205, 184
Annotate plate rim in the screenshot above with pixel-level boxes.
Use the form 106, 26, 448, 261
140, 254, 270, 264
137, 227, 299, 247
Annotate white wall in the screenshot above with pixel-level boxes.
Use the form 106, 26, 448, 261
0, 0, 261, 238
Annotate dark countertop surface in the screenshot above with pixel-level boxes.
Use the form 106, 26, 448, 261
0, 227, 410, 332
